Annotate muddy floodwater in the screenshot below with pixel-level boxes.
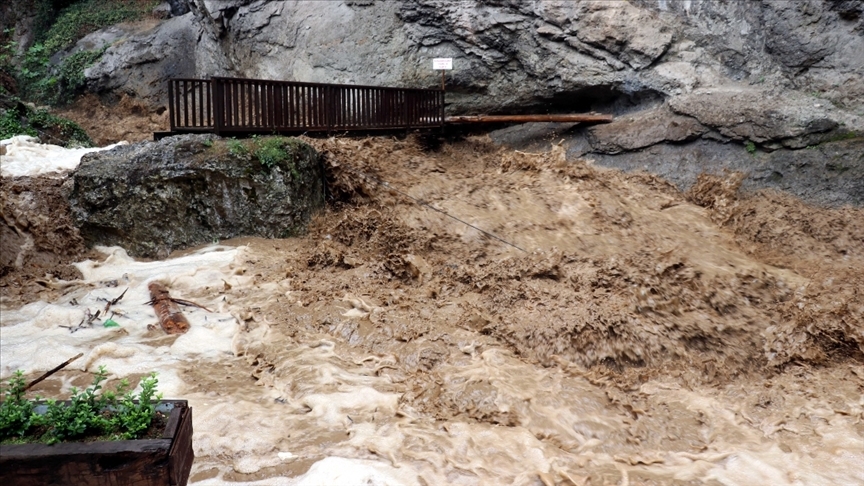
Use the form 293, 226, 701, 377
2, 137, 863, 485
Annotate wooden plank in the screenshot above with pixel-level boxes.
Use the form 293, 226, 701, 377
168, 407, 193, 486
161, 405, 182, 440
445, 114, 614, 124
191, 81, 197, 127
205, 81, 211, 128
182, 81, 189, 128
167, 81, 175, 131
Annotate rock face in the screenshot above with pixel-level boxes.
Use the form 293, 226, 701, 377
66, 135, 325, 258
581, 137, 864, 208
73, 0, 864, 205
85, 1, 864, 118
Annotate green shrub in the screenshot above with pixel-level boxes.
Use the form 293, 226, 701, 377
227, 138, 250, 160
0, 29, 16, 89
254, 136, 290, 168
744, 140, 756, 154
0, 95, 92, 146
0, 371, 35, 440
18, 43, 54, 102
55, 47, 107, 103
12, 1, 158, 105
0, 366, 162, 445
40, 0, 160, 54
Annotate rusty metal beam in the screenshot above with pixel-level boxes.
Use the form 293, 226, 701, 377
445, 114, 613, 124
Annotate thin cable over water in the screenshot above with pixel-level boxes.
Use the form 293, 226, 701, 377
338, 163, 528, 253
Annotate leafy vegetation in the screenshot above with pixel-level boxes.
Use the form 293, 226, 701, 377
39, 0, 158, 54
744, 140, 756, 154
227, 138, 250, 160
0, 29, 17, 92
0, 94, 92, 146
0, 372, 35, 440
224, 136, 302, 177
254, 136, 292, 168
0, 366, 162, 445
9, 0, 157, 105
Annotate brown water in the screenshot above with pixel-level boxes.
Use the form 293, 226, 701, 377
8, 136, 864, 485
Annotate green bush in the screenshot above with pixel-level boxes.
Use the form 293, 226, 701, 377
0, 366, 162, 445
227, 138, 250, 160
56, 47, 108, 101
13, 1, 158, 105
40, 0, 159, 54
0, 29, 16, 89
0, 372, 35, 440
0, 95, 92, 146
254, 136, 290, 168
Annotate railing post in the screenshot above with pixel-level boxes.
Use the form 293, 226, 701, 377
213, 78, 224, 136
404, 91, 410, 130
168, 80, 175, 132
440, 89, 445, 127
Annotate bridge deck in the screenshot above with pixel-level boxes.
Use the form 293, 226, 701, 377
159, 77, 611, 140
166, 77, 444, 137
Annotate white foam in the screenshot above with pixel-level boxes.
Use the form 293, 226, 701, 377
1, 135, 127, 177
294, 457, 419, 486
0, 245, 241, 384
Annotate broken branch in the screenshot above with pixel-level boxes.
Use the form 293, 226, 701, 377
24, 353, 84, 391
103, 287, 128, 313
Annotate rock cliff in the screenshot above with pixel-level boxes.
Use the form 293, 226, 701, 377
85, 1, 864, 118
69, 1, 864, 203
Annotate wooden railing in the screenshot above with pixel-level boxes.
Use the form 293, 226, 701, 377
168, 77, 444, 135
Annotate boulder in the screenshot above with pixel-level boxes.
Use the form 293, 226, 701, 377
668, 88, 848, 148
586, 104, 706, 154
66, 135, 325, 258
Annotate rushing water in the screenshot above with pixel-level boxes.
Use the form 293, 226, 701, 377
2, 241, 862, 485
2, 137, 862, 485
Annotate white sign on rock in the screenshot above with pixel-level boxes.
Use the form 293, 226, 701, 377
432, 58, 453, 70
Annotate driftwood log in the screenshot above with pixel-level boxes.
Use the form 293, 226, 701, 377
147, 283, 190, 334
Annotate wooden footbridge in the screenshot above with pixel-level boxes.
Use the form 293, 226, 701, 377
155, 77, 612, 139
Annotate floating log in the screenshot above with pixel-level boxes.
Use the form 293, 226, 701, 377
148, 282, 190, 335
445, 114, 614, 124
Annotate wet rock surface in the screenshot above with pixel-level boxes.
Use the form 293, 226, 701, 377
585, 137, 864, 207
66, 134, 325, 258
83, 1, 864, 124
491, 118, 864, 208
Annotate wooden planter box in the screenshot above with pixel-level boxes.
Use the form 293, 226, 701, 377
0, 400, 193, 486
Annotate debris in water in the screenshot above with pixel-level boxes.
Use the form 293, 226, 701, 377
24, 352, 84, 391
147, 282, 191, 334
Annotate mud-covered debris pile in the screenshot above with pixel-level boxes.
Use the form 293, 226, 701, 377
297, 135, 863, 378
